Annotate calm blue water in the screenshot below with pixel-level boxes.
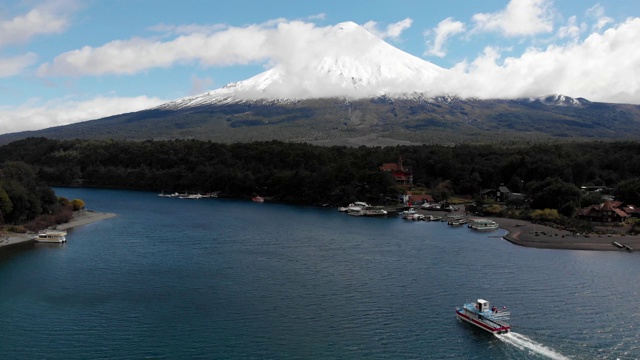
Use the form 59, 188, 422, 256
1, 188, 638, 359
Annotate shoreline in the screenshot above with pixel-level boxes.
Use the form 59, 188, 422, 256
0, 210, 116, 249
4, 204, 638, 252
417, 208, 639, 252
496, 217, 639, 251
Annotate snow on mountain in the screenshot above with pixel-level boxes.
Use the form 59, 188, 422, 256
157, 21, 448, 110
530, 94, 590, 107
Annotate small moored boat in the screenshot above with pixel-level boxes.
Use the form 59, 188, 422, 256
447, 215, 467, 226
339, 202, 369, 212
456, 299, 510, 334
400, 208, 418, 217
404, 213, 425, 221
35, 229, 67, 243
363, 208, 388, 216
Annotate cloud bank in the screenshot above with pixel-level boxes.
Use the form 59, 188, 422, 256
0, 96, 165, 134
442, 10, 640, 103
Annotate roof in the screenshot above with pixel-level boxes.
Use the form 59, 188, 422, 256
408, 194, 433, 202
380, 163, 402, 171
594, 200, 624, 212
579, 200, 630, 218
613, 208, 630, 218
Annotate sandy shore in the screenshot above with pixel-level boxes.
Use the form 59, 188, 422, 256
0, 210, 116, 249
496, 217, 639, 251
416, 207, 639, 252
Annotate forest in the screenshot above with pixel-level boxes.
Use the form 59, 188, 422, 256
1, 138, 640, 222
0, 160, 80, 231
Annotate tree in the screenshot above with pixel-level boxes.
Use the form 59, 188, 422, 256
432, 180, 454, 202
614, 177, 640, 205
530, 209, 560, 222
70, 199, 85, 211
528, 178, 582, 216
0, 185, 12, 224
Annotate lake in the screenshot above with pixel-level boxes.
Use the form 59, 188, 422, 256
1, 188, 638, 359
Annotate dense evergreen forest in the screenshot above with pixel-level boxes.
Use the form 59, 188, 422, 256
2, 138, 640, 218
0, 160, 77, 230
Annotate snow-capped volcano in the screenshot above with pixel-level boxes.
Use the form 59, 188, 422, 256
158, 21, 448, 110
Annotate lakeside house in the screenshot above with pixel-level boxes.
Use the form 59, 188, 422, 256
481, 185, 511, 202
380, 156, 413, 185
578, 200, 633, 223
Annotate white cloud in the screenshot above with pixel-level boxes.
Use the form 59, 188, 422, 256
556, 15, 583, 40
0, 95, 165, 134
0, 1, 75, 48
385, 18, 413, 39
149, 23, 228, 35
307, 13, 326, 21
363, 18, 413, 40
37, 21, 286, 76
472, 0, 554, 36
425, 17, 466, 57
446, 17, 640, 104
586, 4, 613, 32
38, 19, 415, 77
190, 75, 214, 95
0, 53, 38, 77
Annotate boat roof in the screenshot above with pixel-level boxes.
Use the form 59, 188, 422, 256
39, 229, 67, 234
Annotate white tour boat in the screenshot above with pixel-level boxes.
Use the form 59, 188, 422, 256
35, 229, 67, 243
469, 218, 499, 231
456, 299, 510, 334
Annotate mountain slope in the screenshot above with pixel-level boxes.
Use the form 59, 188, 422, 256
2, 22, 640, 146
2, 96, 639, 146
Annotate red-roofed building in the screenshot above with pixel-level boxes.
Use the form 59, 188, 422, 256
380, 156, 413, 185
578, 200, 630, 222
406, 194, 434, 206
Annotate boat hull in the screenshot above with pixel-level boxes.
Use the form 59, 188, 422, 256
471, 225, 499, 231
35, 238, 66, 243
456, 309, 510, 334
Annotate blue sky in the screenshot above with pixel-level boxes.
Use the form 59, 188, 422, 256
1, 0, 639, 134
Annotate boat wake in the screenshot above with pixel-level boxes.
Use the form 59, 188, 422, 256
496, 332, 570, 360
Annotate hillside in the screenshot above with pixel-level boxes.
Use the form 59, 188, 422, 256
1, 96, 639, 146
